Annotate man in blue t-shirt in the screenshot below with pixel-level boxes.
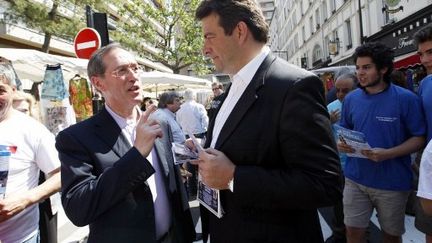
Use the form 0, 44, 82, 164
338, 42, 426, 243
413, 23, 432, 243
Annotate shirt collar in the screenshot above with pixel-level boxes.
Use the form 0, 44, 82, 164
233, 45, 270, 85
162, 108, 176, 118
105, 104, 140, 129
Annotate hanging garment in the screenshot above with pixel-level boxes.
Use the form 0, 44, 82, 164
41, 99, 76, 136
41, 64, 69, 101
69, 76, 93, 121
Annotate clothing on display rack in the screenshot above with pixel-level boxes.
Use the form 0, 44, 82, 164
41, 64, 69, 101
69, 75, 93, 121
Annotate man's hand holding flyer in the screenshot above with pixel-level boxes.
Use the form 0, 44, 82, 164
188, 132, 223, 218
334, 124, 372, 158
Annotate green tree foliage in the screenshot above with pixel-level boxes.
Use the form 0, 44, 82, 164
5, 0, 103, 53
115, 0, 211, 74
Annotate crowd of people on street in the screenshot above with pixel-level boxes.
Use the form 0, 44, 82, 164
2, 0, 432, 243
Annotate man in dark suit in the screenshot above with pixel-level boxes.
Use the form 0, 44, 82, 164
193, 1, 343, 242
56, 44, 195, 243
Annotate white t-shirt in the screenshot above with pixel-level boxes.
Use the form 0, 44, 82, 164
0, 110, 60, 243
418, 140, 432, 200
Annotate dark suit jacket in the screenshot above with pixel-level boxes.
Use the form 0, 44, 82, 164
202, 55, 343, 243
56, 108, 195, 243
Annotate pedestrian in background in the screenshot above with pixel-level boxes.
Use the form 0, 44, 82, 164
0, 72, 61, 243
414, 23, 432, 243
193, 0, 342, 242
206, 81, 224, 121
12, 90, 59, 243
325, 73, 357, 243
176, 89, 209, 200
153, 91, 185, 144
338, 42, 425, 243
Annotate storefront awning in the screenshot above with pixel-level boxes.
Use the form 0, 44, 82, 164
394, 54, 421, 69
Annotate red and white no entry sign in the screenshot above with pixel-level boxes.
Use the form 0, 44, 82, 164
74, 28, 101, 59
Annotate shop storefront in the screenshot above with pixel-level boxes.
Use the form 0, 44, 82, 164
367, 4, 432, 92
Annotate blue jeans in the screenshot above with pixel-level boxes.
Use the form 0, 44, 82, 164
22, 231, 40, 243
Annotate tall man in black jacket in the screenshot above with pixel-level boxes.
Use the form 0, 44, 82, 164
192, 0, 343, 242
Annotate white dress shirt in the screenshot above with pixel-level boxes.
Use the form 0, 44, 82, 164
105, 105, 171, 239
211, 46, 270, 148
176, 100, 209, 135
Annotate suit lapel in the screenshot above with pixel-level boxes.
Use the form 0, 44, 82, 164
94, 108, 131, 157
215, 55, 277, 149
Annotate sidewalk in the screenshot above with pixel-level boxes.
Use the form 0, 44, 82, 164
57, 207, 88, 243
57, 201, 202, 243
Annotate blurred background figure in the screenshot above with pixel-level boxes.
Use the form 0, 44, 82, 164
206, 81, 224, 121
176, 89, 208, 200
390, 70, 408, 89
153, 91, 185, 144
12, 91, 39, 119
325, 73, 357, 243
141, 96, 157, 111
12, 91, 59, 243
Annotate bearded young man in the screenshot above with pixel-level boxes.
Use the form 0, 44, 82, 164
338, 42, 425, 243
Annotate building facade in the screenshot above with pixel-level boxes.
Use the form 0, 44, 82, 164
269, 0, 432, 69
0, 0, 172, 72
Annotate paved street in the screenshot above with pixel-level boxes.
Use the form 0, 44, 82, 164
58, 201, 424, 243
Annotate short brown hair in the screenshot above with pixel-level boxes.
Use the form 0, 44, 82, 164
195, 0, 269, 43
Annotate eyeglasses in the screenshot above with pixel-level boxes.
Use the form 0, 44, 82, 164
212, 88, 220, 91
108, 64, 143, 78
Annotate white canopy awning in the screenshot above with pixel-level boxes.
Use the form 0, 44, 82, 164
0, 48, 88, 83
140, 71, 212, 95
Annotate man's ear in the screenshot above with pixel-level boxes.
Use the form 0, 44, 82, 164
380, 66, 389, 76
91, 76, 104, 92
236, 21, 249, 44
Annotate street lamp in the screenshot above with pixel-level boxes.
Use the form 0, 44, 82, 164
329, 38, 340, 55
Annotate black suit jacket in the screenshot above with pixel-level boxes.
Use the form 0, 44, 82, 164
202, 55, 343, 243
56, 108, 195, 243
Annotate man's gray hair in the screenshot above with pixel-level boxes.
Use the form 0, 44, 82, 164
0, 66, 16, 87
87, 43, 124, 79
183, 89, 195, 101
158, 91, 180, 108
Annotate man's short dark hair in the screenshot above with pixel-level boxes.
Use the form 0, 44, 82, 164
158, 91, 180, 108
211, 81, 223, 90
195, 0, 269, 43
353, 42, 394, 84
414, 24, 432, 47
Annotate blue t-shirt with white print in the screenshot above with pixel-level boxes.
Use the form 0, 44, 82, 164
340, 83, 425, 191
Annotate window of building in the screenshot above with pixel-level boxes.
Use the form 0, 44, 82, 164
302, 25, 306, 43
315, 8, 320, 28
325, 35, 330, 58
310, 16, 314, 34
300, 1, 304, 16
312, 44, 323, 64
330, 0, 336, 13
345, 19, 352, 49
322, 1, 328, 21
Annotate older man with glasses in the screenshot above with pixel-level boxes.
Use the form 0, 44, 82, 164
56, 43, 195, 243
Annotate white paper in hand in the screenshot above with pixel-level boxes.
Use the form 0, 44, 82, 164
188, 132, 203, 152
